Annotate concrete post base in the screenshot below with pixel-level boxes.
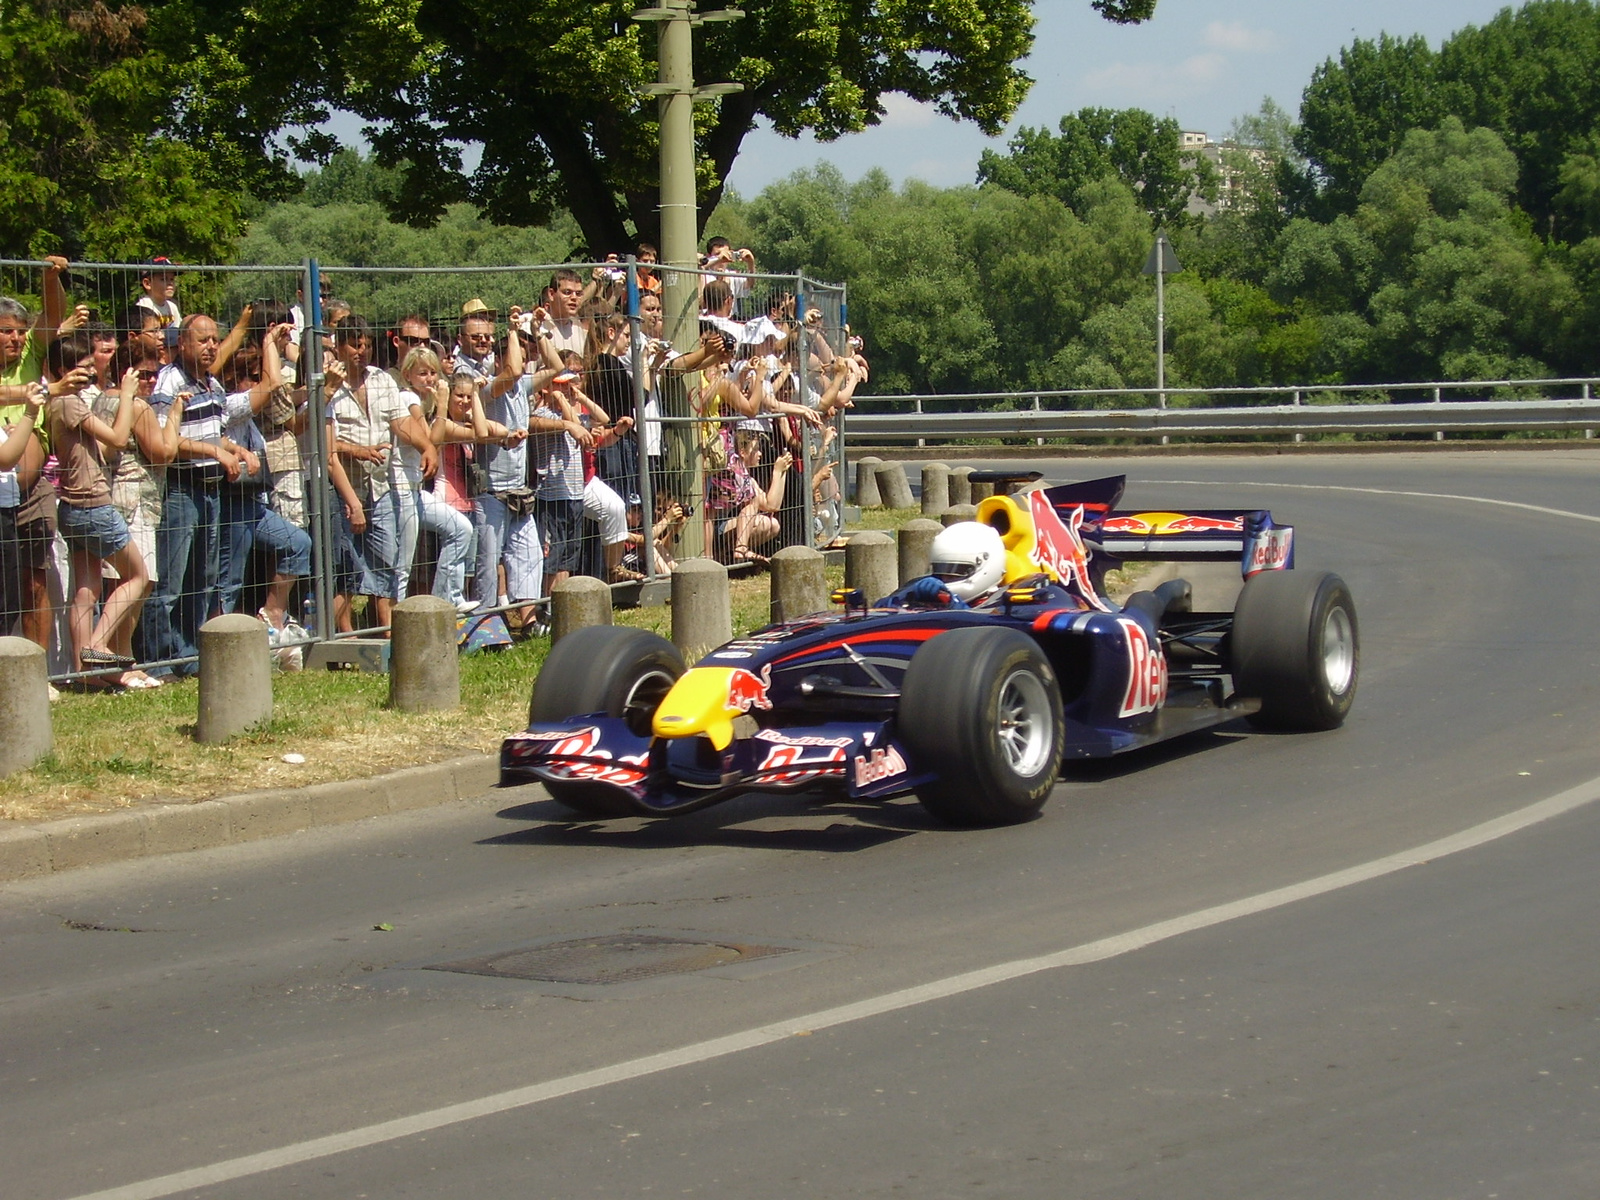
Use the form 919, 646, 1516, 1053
389, 596, 460, 713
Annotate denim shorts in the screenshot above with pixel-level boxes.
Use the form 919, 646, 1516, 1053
58, 500, 130, 559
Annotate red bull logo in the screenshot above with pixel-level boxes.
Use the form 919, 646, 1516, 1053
758, 741, 848, 785
1117, 618, 1169, 718
1029, 493, 1112, 612
1103, 512, 1245, 536
542, 726, 649, 786
1245, 527, 1294, 575
726, 664, 773, 713
853, 745, 909, 788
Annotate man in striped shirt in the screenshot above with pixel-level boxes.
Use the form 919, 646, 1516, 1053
145, 314, 252, 675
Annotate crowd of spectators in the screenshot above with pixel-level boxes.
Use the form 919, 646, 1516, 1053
0, 242, 865, 691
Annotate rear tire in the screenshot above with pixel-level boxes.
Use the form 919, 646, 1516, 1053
1230, 570, 1358, 731
898, 627, 1064, 826
528, 626, 684, 815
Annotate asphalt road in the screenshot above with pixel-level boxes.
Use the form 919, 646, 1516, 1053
4, 451, 1599, 1200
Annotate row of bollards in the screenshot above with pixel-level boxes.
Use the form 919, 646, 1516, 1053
852, 459, 995, 513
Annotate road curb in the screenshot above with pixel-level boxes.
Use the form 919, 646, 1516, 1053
0, 754, 501, 883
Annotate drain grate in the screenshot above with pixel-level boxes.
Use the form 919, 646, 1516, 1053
425, 934, 796, 986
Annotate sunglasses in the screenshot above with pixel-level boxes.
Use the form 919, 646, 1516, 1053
136, 369, 160, 381
396, 334, 430, 346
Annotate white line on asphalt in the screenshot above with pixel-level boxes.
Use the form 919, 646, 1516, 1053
61, 774, 1600, 1200
1158, 477, 1600, 525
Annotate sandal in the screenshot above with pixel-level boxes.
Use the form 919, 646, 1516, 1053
608, 567, 645, 583
732, 547, 770, 566
81, 646, 136, 668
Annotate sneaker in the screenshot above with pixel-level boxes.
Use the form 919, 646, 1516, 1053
455, 598, 481, 615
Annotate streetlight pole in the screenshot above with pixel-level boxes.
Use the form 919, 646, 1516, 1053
1142, 230, 1182, 411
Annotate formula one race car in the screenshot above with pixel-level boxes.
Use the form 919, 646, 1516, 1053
501, 475, 1358, 826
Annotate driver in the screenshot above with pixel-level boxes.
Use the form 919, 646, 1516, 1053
881, 521, 1007, 609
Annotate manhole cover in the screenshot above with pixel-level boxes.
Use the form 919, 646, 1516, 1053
425, 934, 796, 985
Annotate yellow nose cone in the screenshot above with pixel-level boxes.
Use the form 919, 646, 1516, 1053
651, 668, 746, 750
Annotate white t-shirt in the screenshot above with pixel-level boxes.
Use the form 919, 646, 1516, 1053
326, 367, 407, 498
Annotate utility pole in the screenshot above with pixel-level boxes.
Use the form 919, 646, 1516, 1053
634, 0, 743, 352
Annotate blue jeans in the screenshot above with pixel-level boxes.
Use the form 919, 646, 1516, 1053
417, 491, 475, 605
336, 488, 400, 599
217, 486, 313, 613
146, 471, 221, 670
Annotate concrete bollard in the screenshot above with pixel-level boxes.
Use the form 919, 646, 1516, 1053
876, 461, 915, 509
897, 519, 944, 586
949, 465, 973, 507
853, 456, 883, 507
551, 575, 613, 643
672, 557, 732, 663
969, 478, 994, 503
0, 636, 50, 777
196, 614, 272, 743
389, 596, 460, 713
920, 463, 950, 517
941, 504, 979, 528
845, 531, 898, 606
770, 545, 829, 625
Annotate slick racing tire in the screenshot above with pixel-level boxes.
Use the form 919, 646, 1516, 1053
1230, 569, 1358, 732
899, 627, 1064, 827
528, 626, 684, 816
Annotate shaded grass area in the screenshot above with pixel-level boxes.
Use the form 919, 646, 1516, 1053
0, 571, 796, 823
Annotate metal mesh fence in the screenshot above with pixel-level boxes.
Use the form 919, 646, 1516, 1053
0, 256, 848, 684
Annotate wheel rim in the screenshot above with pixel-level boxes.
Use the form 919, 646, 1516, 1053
996, 668, 1054, 777
1321, 605, 1356, 696
622, 668, 678, 736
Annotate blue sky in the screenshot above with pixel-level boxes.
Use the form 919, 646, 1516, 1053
722, 0, 1521, 196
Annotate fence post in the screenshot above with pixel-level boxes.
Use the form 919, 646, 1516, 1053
1033, 393, 1044, 447
1434, 385, 1444, 442
302, 258, 335, 642
1293, 388, 1304, 444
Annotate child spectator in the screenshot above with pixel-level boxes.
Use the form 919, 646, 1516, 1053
135, 257, 182, 329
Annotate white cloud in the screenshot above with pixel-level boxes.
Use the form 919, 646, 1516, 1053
1082, 52, 1229, 97
876, 92, 939, 130
1201, 21, 1280, 54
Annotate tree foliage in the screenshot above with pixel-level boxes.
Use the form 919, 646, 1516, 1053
977, 107, 1216, 229
0, 0, 242, 259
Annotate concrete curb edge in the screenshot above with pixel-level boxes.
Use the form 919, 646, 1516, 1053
0, 754, 502, 883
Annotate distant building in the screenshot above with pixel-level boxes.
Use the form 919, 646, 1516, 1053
1181, 130, 1274, 218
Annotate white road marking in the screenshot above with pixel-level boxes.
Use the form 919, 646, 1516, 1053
1158, 477, 1600, 525
63, 774, 1600, 1200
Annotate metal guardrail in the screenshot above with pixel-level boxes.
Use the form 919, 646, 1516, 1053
845, 379, 1600, 442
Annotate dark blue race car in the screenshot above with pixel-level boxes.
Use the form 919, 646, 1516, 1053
501, 475, 1358, 826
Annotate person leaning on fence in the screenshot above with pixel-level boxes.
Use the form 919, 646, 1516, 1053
216, 326, 312, 658
473, 325, 547, 630
147, 313, 242, 677
93, 341, 181, 684
430, 368, 514, 608
554, 347, 640, 584
323, 317, 412, 633
0, 261, 69, 651
45, 333, 149, 688
530, 366, 594, 595
397, 345, 478, 614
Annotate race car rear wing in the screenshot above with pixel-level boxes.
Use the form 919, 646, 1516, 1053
1027, 475, 1295, 577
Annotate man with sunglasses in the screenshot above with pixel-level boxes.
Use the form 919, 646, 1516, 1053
387, 314, 433, 387
453, 300, 499, 389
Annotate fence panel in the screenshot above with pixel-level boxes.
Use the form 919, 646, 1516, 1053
0, 256, 850, 684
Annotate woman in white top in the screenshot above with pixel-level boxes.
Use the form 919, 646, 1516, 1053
397, 346, 478, 613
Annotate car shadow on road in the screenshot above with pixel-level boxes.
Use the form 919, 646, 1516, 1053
482, 789, 936, 853
1057, 724, 1253, 784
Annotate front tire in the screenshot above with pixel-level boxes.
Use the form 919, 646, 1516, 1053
898, 627, 1064, 826
529, 626, 684, 815
1230, 570, 1358, 731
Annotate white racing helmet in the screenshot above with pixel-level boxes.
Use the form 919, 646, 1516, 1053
928, 521, 1006, 601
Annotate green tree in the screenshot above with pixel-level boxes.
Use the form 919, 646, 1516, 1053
153, 0, 1159, 256
977, 107, 1216, 228
1290, 33, 1441, 221
0, 0, 242, 260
